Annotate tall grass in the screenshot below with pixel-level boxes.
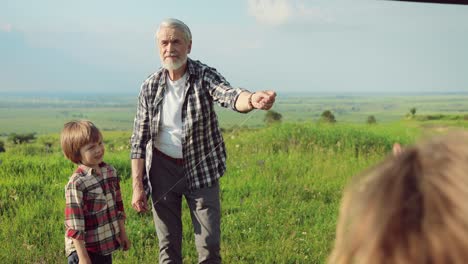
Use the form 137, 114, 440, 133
0, 123, 419, 263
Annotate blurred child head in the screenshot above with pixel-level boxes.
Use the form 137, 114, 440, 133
60, 120, 103, 164
329, 131, 468, 264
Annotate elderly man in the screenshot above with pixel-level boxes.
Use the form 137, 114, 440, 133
130, 18, 276, 263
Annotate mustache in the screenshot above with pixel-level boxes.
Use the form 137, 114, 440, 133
165, 52, 178, 58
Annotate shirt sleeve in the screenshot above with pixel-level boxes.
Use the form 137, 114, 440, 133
64, 180, 85, 240
203, 67, 248, 112
114, 172, 126, 220
130, 83, 151, 159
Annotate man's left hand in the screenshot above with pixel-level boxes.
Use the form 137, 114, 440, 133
252, 90, 276, 110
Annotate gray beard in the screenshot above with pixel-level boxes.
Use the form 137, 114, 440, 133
162, 56, 188, 71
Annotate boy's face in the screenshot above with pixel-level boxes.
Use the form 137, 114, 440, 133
79, 138, 105, 169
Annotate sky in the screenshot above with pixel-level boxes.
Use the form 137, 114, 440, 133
1, 0, 468, 95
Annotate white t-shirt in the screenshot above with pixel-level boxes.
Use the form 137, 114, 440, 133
154, 72, 188, 158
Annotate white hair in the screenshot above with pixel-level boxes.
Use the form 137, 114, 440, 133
156, 18, 192, 42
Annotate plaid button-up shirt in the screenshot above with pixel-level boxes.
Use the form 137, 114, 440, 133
131, 58, 247, 194
64, 163, 126, 256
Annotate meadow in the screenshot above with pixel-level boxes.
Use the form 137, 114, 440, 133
1, 93, 467, 263
2, 93, 468, 135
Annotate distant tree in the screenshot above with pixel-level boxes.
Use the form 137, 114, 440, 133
8, 133, 36, 144
38, 135, 56, 152
320, 110, 336, 123
8, 133, 17, 144
367, 115, 377, 124
264, 110, 282, 125
410, 107, 417, 116
0, 140, 5, 152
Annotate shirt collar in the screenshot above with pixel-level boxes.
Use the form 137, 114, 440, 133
186, 57, 196, 78
77, 162, 106, 176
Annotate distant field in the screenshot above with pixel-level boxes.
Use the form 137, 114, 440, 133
1, 93, 468, 135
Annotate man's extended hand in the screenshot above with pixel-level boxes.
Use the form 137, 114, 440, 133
252, 90, 276, 110
131, 182, 149, 213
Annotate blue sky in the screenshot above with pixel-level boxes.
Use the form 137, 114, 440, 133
1, 0, 467, 94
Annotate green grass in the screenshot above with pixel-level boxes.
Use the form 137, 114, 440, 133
0, 122, 426, 263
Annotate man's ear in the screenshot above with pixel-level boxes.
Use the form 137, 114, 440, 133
188, 40, 192, 54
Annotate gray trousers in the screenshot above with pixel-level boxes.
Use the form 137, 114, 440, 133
149, 152, 221, 264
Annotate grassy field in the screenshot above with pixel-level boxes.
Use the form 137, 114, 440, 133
0, 122, 427, 263
1, 93, 468, 263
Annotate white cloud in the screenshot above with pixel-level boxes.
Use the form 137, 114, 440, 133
0, 23, 12, 32
248, 0, 292, 26
296, 3, 334, 24
247, 0, 333, 26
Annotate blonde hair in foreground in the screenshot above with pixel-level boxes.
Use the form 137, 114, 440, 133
329, 131, 468, 264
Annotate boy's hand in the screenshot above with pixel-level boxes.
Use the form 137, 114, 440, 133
392, 143, 403, 156
117, 232, 131, 251
80, 256, 92, 264
72, 238, 92, 264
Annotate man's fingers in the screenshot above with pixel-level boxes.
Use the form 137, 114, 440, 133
140, 201, 148, 211
262, 91, 276, 104
132, 198, 148, 212
257, 102, 273, 110
252, 90, 276, 110
132, 188, 148, 212
259, 91, 276, 98
258, 90, 276, 99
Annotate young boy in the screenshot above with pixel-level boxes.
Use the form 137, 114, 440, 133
61, 120, 130, 264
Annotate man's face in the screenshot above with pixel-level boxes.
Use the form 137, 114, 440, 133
157, 26, 192, 71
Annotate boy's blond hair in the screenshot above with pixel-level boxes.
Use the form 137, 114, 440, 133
60, 120, 102, 164
329, 131, 468, 264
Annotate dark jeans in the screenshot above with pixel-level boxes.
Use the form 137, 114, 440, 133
68, 251, 112, 264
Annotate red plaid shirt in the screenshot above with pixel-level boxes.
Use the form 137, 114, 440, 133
64, 162, 126, 256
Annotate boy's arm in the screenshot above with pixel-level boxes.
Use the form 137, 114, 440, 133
118, 219, 131, 251
71, 238, 92, 264
114, 170, 127, 219
65, 180, 89, 258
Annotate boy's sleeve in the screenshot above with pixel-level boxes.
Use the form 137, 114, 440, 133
114, 170, 126, 220
64, 180, 86, 240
